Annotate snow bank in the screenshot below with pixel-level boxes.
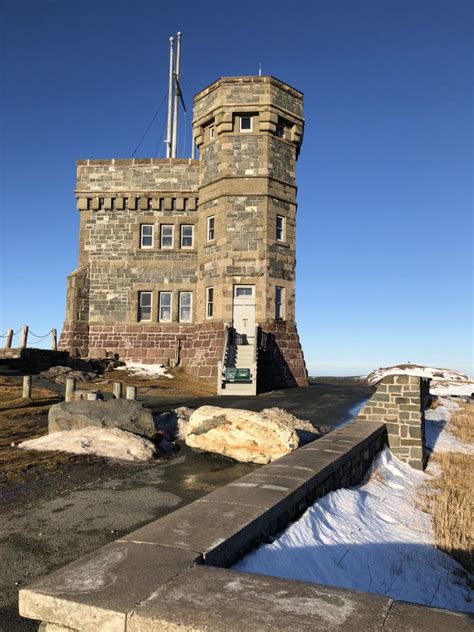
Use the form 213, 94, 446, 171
367, 364, 473, 397
116, 362, 173, 379
234, 448, 473, 613
19, 427, 156, 462
425, 397, 474, 455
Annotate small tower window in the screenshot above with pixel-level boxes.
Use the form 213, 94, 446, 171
240, 116, 252, 132
275, 287, 285, 320
209, 126, 215, 140
276, 215, 285, 242
138, 291, 152, 322
206, 287, 214, 319
207, 216, 215, 242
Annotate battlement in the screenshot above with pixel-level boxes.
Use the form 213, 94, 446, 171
76, 158, 199, 195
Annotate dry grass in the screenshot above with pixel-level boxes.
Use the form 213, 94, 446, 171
425, 402, 474, 574
449, 402, 474, 444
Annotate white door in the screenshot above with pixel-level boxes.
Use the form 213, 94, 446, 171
233, 285, 255, 342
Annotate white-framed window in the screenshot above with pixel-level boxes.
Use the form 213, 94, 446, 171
206, 287, 214, 319
138, 291, 152, 322
275, 286, 285, 320
180, 224, 194, 249
160, 224, 174, 249
207, 216, 215, 242
140, 224, 154, 248
179, 292, 192, 323
235, 286, 253, 297
209, 126, 215, 140
158, 291, 172, 322
276, 215, 285, 242
240, 116, 252, 132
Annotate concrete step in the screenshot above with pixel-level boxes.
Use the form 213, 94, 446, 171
221, 382, 256, 396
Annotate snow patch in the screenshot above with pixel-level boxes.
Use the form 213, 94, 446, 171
425, 397, 474, 455
234, 442, 473, 612
367, 364, 474, 397
116, 362, 173, 379
19, 427, 156, 462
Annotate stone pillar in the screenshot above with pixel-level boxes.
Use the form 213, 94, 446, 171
356, 375, 430, 470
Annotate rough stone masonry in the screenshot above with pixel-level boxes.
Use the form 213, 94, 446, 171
356, 374, 430, 469
59, 76, 308, 389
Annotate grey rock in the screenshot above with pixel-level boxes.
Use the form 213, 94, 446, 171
48, 400, 157, 438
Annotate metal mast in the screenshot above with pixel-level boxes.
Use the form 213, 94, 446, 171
165, 36, 175, 159
171, 31, 181, 159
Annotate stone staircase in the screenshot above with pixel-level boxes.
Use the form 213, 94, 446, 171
217, 326, 257, 396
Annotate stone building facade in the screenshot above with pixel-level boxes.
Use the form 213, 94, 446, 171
60, 76, 309, 390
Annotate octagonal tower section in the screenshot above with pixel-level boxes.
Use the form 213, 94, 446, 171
193, 76, 308, 389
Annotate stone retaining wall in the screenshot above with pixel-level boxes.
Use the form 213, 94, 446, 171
356, 374, 430, 470
0, 348, 70, 372
19, 418, 470, 630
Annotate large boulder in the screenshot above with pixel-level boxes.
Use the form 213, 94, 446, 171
184, 406, 299, 464
48, 400, 157, 438
259, 408, 320, 444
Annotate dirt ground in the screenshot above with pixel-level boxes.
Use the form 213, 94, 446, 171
0, 367, 214, 487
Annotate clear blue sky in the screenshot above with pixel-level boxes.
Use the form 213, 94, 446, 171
1, 0, 472, 376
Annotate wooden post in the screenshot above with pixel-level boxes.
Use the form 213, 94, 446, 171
125, 386, 137, 400
112, 382, 123, 399
65, 377, 76, 402
5, 329, 13, 349
19, 325, 29, 349
22, 376, 32, 399
51, 329, 58, 351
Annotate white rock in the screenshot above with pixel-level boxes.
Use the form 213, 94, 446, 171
185, 406, 299, 464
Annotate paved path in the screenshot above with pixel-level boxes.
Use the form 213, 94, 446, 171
0, 383, 371, 631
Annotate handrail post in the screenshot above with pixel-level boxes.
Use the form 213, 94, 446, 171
5, 329, 13, 349
51, 329, 58, 351
19, 325, 29, 349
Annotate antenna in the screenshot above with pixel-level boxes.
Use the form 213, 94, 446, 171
171, 32, 182, 158
165, 36, 175, 159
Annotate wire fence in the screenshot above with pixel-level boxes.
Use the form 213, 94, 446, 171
0, 326, 58, 350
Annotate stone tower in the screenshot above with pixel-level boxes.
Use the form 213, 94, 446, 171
59, 76, 308, 392
193, 77, 307, 390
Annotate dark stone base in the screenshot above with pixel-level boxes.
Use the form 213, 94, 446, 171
59, 320, 309, 389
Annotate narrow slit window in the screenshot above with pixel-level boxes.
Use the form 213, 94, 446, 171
275, 286, 285, 320
209, 126, 215, 140
276, 215, 285, 242
161, 225, 174, 249
138, 291, 152, 322
207, 216, 215, 242
179, 292, 192, 323
181, 225, 194, 249
206, 287, 214, 319
140, 224, 153, 248
158, 292, 172, 322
